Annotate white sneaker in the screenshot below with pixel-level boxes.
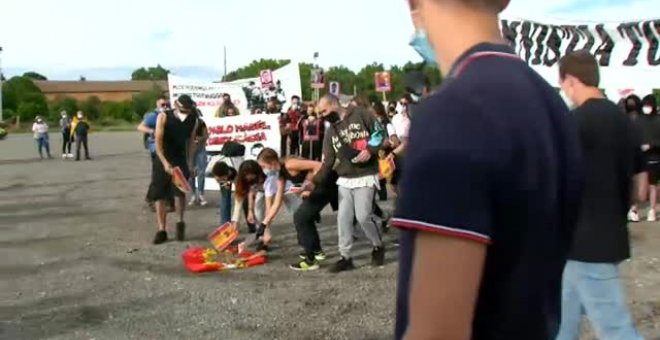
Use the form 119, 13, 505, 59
628, 209, 640, 222
188, 197, 198, 206
67, 154, 74, 159
61, 154, 67, 159
199, 195, 208, 206
648, 210, 657, 222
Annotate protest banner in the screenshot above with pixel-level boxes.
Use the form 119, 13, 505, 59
499, 17, 660, 98
329, 81, 340, 96
227, 62, 303, 112
204, 114, 281, 154
259, 69, 274, 88
375, 72, 392, 92
168, 74, 248, 117
311, 69, 325, 89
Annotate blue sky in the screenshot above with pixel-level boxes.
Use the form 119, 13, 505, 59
0, 0, 656, 80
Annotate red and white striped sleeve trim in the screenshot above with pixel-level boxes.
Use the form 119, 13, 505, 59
392, 218, 492, 245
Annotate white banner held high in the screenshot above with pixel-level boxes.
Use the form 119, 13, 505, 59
168, 74, 248, 117
227, 62, 302, 112
499, 17, 660, 98
205, 114, 281, 156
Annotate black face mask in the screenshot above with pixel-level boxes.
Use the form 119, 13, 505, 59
325, 111, 340, 124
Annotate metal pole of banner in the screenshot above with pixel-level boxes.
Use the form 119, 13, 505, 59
0, 46, 3, 122
382, 91, 387, 103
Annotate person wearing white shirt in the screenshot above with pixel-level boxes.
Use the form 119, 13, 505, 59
32, 116, 52, 159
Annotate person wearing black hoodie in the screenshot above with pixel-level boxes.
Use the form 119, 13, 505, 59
626, 94, 647, 222
641, 94, 660, 221
316, 94, 386, 273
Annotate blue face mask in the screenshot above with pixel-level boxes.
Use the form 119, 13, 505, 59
263, 169, 278, 177
410, 30, 437, 66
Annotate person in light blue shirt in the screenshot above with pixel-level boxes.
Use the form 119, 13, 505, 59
138, 97, 168, 209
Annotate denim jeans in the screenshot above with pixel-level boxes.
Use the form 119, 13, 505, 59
219, 187, 232, 225
36, 134, 50, 157
556, 260, 643, 340
189, 148, 208, 196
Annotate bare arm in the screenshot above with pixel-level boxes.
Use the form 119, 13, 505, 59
154, 113, 171, 172
187, 119, 200, 172
404, 233, 486, 340
285, 158, 323, 177
262, 179, 285, 226
137, 121, 154, 134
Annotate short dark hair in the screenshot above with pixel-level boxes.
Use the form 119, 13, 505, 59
291, 95, 300, 101
558, 50, 600, 87
423, 0, 508, 13
211, 162, 232, 178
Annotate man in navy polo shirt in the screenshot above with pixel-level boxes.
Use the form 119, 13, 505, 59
392, 1, 584, 339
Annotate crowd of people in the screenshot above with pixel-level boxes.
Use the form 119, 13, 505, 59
30, 110, 92, 161
137, 91, 415, 272
133, 0, 660, 338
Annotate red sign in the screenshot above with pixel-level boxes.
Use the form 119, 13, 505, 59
375, 72, 392, 92
260, 69, 274, 88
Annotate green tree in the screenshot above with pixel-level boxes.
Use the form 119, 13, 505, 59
223, 59, 290, 82
298, 62, 319, 101
1, 76, 48, 121
22, 72, 47, 81
49, 96, 79, 121
80, 96, 102, 120
131, 65, 170, 80
101, 100, 136, 122
325, 66, 357, 97
132, 84, 166, 117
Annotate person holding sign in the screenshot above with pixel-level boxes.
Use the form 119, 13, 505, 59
148, 95, 199, 245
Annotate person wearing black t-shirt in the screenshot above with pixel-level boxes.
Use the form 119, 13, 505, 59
392, 1, 583, 339
555, 51, 646, 340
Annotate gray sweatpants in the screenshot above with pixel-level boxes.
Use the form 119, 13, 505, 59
337, 186, 383, 258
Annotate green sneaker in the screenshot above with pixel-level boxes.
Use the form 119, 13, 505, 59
289, 259, 320, 272
298, 251, 326, 261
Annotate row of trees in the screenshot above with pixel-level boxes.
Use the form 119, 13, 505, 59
1, 60, 440, 125
1, 73, 164, 124
223, 59, 442, 102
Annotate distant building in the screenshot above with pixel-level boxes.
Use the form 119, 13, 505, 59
34, 80, 168, 102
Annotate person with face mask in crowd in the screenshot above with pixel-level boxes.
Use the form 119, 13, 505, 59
215, 94, 240, 117
59, 111, 73, 159
392, 1, 583, 339
32, 115, 52, 159
188, 113, 210, 207
641, 94, 660, 221
71, 111, 92, 161
555, 50, 646, 340
387, 101, 398, 119
286, 96, 303, 156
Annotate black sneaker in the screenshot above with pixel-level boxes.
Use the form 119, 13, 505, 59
176, 222, 186, 241
328, 257, 355, 273
371, 246, 385, 267
289, 259, 320, 272
153, 230, 168, 244
256, 241, 269, 252
298, 250, 327, 261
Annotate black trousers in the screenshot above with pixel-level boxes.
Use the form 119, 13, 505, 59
378, 178, 388, 201
294, 190, 331, 261
62, 131, 72, 154
75, 134, 89, 160
288, 132, 300, 156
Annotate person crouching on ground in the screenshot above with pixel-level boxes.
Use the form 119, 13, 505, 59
32, 116, 52, 159
231, 161, 267, 245
148, 95, 199, 244
211, 161, 238, 225
254, 148, 325, 271
71, 111, 92, 161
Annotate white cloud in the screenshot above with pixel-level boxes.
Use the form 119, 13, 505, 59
0, 0, 656, 80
